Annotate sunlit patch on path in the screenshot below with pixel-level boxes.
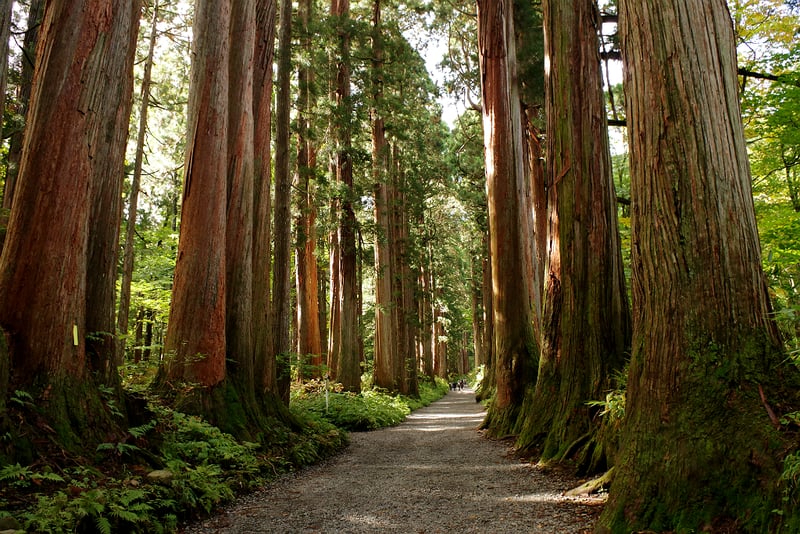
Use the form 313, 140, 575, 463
187, 388, 603, 533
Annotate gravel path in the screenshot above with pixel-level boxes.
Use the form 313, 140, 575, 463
185, 389, 604, 533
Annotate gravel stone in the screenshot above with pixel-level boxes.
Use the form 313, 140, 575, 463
184, 388, 605, 533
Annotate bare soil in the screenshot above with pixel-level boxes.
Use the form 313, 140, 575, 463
184, 388, 605, 533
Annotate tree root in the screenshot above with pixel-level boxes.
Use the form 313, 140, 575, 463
566, 466, 615, 496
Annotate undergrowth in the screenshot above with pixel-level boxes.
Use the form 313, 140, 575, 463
0, 378, 448, 533
0, 400, 346, 533
291, 377, 449, 431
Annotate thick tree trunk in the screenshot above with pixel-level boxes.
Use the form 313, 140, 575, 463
253, 0, 277, 395
599, 1, 795, 531
477, 0, 538, 435
118, 0, 160, 363
85, 0, 141, 383
271, 0, 293, 403
160, 0, 230, 407
515, 0, 630, 465
0, 0, 139, 454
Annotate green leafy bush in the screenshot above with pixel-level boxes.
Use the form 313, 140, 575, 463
291, 378, 449, 431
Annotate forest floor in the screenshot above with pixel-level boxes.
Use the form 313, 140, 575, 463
183, 388, 605, 533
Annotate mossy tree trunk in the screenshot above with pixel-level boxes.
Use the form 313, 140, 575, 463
598, 0, 796, 531
515, 0, 630, 465
477, 0, 539, 435
0, 0, 139, 457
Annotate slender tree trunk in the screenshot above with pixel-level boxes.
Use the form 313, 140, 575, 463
271, 0, 293, 403
133, 308, 145, 363
476, 232, 495, 401
515, 0, 631, 465
371, 0, 395, 391
159, 0, 230, 410
331, 0, 360, 392
0, 0, 12, 143
253, 0, 277, 395
327, 224, 341, 377
295, 0, 322, 379
0, 0, 139, 454
477, 0, 538, 435
118, 0, 160, 363
599, 0, 795, 530
317, 243, 329, 364
225, 0, 260, 431
2, 0, 43, 213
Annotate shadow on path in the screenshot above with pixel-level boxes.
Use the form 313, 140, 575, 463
185, 389, 603, 533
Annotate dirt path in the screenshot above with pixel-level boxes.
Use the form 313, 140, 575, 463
185, 389, 604, 533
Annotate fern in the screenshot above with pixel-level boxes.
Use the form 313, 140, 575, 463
94, 516, 112, 534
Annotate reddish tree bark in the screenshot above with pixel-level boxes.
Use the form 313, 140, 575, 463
515, 0, 631, 465
477, 0, 538, 435
253, 0, 277, 395
0, 0, 139, 453
295, 0, 322, 379
160, 0, 230, 402
599, 0, 796, 530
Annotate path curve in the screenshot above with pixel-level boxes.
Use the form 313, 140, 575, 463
186, 389, 603, 533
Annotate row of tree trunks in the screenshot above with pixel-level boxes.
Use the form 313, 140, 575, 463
0, 0, 141, 455
156, 0, 288, 436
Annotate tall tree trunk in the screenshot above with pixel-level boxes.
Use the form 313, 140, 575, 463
225, 0, 261, 432
470, 254, 484, 368
599, 0, 795, 530
476, 232, 495, 402
371, 0, 396, 391
253, 0, 277, 395
515, 0, 631, 466
317, 239, 329, 368
118, 0, 160, 363
0, 0, 12, 143
331, 0, 360, 392
271, 0, 293, 403
295, 0, 322, 379
477, 0, 538, 435
159, 0, 230, 413
0, 0, 139, 455
86, 0, 142, 383
327, 223, 341, 377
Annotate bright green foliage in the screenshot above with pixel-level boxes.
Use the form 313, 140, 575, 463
292, 379, 449, 431
0, 399, 347, 533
